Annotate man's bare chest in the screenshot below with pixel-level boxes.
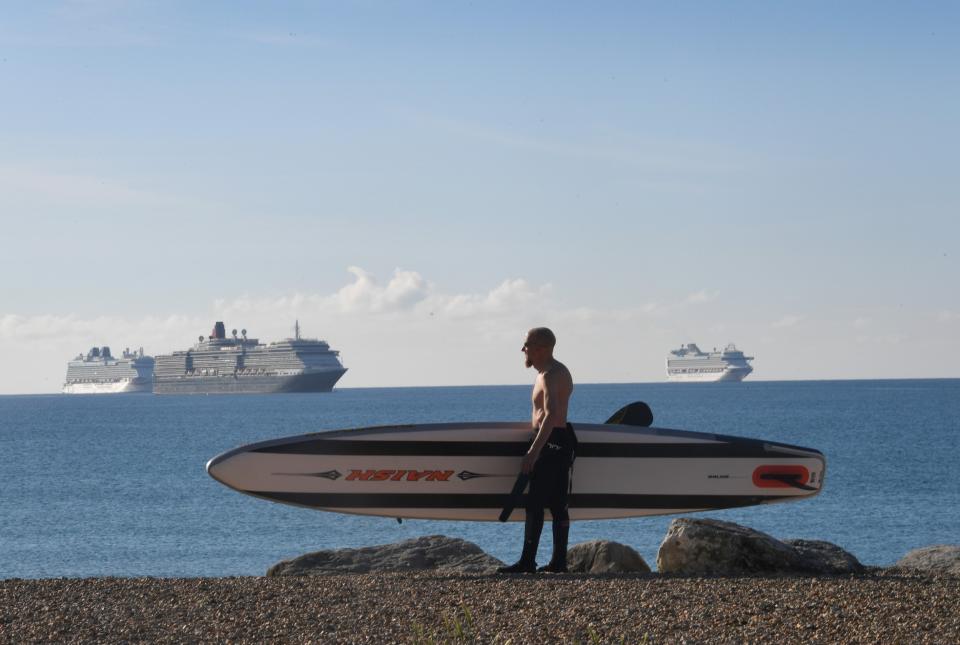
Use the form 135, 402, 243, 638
531, 382, 546, 411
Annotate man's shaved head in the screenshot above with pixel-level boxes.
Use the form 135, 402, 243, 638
526, 327, 556, 348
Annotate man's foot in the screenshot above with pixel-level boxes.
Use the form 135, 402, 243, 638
536, 562, 568, 573
496, 560, 536, 574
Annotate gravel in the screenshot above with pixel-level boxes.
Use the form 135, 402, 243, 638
2, 570, 958, 643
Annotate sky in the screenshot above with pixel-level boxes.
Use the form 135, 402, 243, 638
1, 1, 958, 393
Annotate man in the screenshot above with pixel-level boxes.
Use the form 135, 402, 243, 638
498, 327, 576, 574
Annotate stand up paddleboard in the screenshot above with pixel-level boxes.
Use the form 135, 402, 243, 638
206, 402, 825, 521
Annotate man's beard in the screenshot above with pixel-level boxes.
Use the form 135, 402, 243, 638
525, 357, 532, 368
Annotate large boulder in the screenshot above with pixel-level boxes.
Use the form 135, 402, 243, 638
895, 545, 960, 576
267, 535, 504, 576
567, 540, 651, 574
785, 539, 865, 574
657, 518, 863, 575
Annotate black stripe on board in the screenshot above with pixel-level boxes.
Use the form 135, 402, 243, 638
251, 440, 801, 459
252, 440, 529, 456
245, 491, 795, 509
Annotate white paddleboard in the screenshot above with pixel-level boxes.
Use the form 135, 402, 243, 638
206, 421, 826, 521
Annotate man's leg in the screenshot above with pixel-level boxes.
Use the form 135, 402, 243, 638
539, 506, 570, 573
498, 505, 544, 573
540, 435, 573, 573
499, 428, 573, 574
498, 464, 548, 574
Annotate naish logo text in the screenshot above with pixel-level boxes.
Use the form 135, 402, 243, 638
346, 469, 454, 482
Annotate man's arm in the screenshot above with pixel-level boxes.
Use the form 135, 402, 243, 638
522, 370, 561, 474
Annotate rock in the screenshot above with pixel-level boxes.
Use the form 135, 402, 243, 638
895, 545, 960, 576
267, 535, 504, 576
784, 539, 865, 574
657, 519, 794, 575
567, 540, 651, 573
657, 518, 863, 575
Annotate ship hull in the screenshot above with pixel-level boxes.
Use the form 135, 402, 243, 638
153, 369, 347, 395
63, 379, 153, 394
666, 367, 753, 383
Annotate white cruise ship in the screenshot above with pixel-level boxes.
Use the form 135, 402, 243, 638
152, 321, 346, 394
63, 347, 155, 393
666, 343, 754, 382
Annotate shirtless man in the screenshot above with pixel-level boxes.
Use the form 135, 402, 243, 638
498, 327, 576, 574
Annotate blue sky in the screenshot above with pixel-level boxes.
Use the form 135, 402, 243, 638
1, 1, 958, 392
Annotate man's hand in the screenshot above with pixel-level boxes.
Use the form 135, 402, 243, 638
521, 450, 539, 474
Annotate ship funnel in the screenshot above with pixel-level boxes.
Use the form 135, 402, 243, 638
101, 346, 111, 358
90, 347, 100, 358
211, 321, 226, 340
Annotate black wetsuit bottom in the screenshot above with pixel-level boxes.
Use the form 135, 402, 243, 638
518, 424, 577, 568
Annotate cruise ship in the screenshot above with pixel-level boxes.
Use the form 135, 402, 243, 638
63, 347, 155, 394
666, 343, 754, 382
153, 321, 347, 394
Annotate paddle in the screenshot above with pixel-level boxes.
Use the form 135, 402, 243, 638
604, 401, 654, 427
498, 472, 530, 522
498, 401, 655, 521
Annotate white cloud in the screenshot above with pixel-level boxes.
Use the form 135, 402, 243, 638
937, 311, 960, 323
211, 267, 433, 320
0, 266, 558, 347
25, 268, 932, 393
1, 266, 694, 348
1, 267, 685, 393
333, 266, 431, 313
852, 317, 871, 329
772, 315, 802, 328
685, 290, 719, 305
0, 312, 201, 346
0, 164, 171, 211
432, 278, 550, 319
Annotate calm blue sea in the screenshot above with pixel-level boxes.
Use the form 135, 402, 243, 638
2, 380, 958, 578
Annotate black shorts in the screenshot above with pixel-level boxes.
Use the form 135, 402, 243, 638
527, 424, 577, 510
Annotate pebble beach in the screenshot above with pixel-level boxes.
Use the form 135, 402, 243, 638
3, 570, 958, 644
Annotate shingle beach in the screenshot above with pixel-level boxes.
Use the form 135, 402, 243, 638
3, 570, 958, 644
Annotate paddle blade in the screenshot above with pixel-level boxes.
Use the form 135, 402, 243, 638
604, 401, 654, 427
498, 473, 530, 522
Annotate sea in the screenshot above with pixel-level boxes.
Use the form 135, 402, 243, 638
2, 380, 958, 579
